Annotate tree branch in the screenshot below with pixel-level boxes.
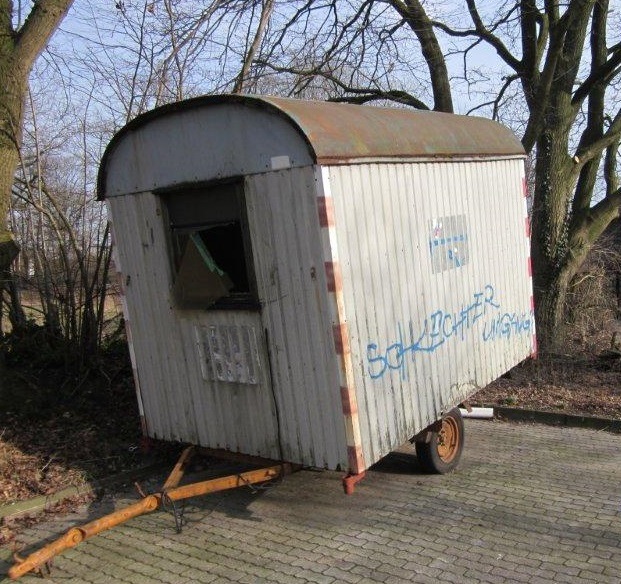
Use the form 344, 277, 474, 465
604, 132, 620, 198
1, 0, 13, 39
233, 0, 275, 93
575, 108, 621, 165
582, 184, 621, 239
463, 0, 521, 72
521, 0, 593, 151
13, 0, 73, 74
465, 74, 519, 119
389, 0, 453, 112
327, 89, 428, 109
520, 0, 541, 86
256, 58, 430, 109
572, 47, 621, 108
570, 0, 609, 217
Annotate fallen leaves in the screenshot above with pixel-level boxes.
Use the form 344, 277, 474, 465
475, 353, 621, 419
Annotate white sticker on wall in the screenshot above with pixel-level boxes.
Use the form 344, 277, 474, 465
196, 324, 260, 385
271, 155, 291, 170
429, 215, 469, 274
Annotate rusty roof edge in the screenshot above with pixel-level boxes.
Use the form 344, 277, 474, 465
260, 96, 524, 161
314, 153, 527, 165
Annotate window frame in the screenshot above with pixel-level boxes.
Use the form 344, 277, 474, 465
159, 179, 259, 310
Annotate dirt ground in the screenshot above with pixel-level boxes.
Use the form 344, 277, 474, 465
475, 351, 621, 419
1, 346, 620, 547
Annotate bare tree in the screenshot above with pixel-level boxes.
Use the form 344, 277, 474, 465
252, 0, 621, 351
1, 0, 73, 289
6, 80, 114, 368
62, 0, 274, 122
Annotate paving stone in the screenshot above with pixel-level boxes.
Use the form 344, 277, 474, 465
322, 565, 363, 583
2, 420, 620, 584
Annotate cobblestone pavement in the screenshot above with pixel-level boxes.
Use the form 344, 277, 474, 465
2, 419, 620, 584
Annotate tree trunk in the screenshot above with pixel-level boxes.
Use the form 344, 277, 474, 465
0, 58, 23, 336
529, 101, 575, 352
1, 0, 74, 275
0, 14, 25, 272
532, 262, 573, 352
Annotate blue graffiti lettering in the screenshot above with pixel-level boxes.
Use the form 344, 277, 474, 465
482, 312, 533, 341
366, 285, 531, 381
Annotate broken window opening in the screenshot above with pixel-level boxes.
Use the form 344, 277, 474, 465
163, 181, 258, 310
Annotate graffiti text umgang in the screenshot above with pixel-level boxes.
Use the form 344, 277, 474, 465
482, 311, 533, 341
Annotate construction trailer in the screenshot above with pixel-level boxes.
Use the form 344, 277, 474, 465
9, 94, 539, 581
98, 94, 536, 482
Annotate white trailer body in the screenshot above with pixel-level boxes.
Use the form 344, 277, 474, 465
98, 95, 535, 476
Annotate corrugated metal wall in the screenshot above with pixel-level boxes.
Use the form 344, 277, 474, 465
325, 159, 533, 465
108, 170, 348, 470
108, 192, 280, 459
245, 167, 348, 470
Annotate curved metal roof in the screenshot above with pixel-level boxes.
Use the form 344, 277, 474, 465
260, 95, 524, 161
98, 94, 524, 199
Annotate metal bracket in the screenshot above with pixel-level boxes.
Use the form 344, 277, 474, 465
342, 471, 366, 494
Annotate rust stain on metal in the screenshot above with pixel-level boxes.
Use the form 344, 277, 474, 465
346, 444, 365, 475
333, 323, 351, 356
325, 261, 343, 293
342, 470, 366, 495
261, 96, 525, 163
317, 196, 335, 227
340, 386, 358, 416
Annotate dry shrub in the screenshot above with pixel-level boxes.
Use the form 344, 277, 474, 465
565, 232, 621, 353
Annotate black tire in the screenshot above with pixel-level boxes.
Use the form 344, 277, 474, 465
415, 408, 465, 474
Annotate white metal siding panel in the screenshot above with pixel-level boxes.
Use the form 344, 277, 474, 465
108, 193, 192, 443
107, 208, 147, 437
107, 193, 280, 458
245, 168, 348, 470
104, 105, 313, 197
326, 159, 532, 467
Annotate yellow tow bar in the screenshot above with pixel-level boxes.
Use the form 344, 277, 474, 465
9, 446, 294, 580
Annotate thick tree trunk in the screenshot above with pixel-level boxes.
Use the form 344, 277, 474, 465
0, 232, 19, 273
1, 0, 73, 268
532, 263, 573, 352
0, 71, 24, 275
1, 8, 26, 276
529, 104, 576, 351
531, 109, 620, 351
0, 54, 23, 378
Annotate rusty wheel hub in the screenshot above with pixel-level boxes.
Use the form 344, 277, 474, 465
436, 416, 460, 463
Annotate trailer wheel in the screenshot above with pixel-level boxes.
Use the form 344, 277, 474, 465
415, 408, 464, 474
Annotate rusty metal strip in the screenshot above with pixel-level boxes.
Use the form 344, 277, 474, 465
8, 496, 159, 580
316, 171, 366, 479
165, 464, 292, 501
